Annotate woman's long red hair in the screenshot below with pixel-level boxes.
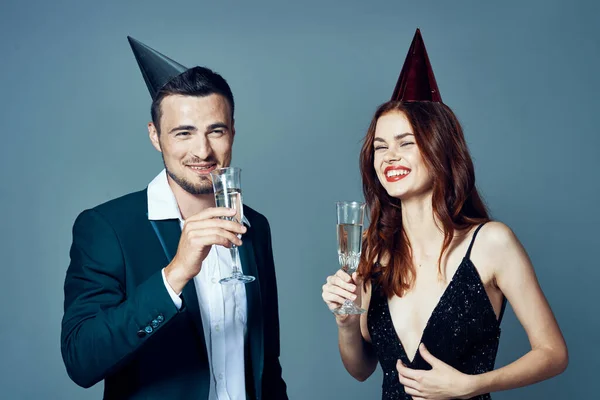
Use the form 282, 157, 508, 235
358, 101, 489, 298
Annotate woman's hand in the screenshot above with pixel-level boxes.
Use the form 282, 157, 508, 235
322, 270, 362, 326
396, 344, 475, 399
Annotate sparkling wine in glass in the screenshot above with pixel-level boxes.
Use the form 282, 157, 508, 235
210, 167, 255, 285
334, 201, 366, 315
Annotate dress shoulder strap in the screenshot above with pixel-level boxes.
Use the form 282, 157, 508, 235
465, 222, 488, 259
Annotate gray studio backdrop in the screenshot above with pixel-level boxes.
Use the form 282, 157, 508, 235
1, 0, 598, 398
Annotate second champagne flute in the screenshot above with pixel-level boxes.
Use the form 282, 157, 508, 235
334, 201, 366, 315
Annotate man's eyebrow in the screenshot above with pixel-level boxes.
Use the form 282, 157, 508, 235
207, 123, 228, 131
169, 125, 197, 134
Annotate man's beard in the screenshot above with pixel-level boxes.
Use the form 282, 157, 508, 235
164, 159, 214, 195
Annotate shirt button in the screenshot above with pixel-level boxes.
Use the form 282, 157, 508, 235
151, 319, 159, 328
218, 373, 224, 380
211, 277, 217, 284
156, 314, 164, 323
215, 324, 220, 332
144, 326, 153, 334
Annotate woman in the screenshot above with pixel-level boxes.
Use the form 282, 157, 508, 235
321, 30, 568, 400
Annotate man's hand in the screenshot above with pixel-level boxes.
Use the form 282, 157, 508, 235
164, 207, 247, 293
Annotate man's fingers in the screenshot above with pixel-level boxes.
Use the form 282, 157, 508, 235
190, 228, 243, 247
186, 206, 237, 220
184, 218, 247, 235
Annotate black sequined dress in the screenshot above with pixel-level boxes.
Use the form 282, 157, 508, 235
367, 223, 507, 400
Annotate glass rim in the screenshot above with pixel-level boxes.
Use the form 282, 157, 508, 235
209, 166, 241, 175
335, 201, 365, 207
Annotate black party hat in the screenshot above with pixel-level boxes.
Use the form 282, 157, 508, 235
127, 36, 188, 99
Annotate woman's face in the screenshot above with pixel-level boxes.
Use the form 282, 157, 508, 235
373, 111, 433, 200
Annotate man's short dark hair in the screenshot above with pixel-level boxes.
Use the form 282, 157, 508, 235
151, 66, 235, 133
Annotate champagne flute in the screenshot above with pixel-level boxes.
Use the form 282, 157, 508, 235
210, 167, 255, 285
333, 201, 366, 315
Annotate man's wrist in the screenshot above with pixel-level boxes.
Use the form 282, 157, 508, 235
164, 262, 190, 295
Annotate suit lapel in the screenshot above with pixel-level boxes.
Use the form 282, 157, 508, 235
239, 229, 264, 398
150, 219, 205, 338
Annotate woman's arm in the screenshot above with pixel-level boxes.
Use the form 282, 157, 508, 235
466, 221, 568, 396
322, 270, 378, 381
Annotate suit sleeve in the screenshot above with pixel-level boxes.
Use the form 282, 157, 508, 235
61, 209, 180, 388
260, 217, 288, 399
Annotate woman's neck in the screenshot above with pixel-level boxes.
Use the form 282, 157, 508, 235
401, 192, 445, 260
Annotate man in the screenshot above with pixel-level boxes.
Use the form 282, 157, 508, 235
61, 37, 287, 400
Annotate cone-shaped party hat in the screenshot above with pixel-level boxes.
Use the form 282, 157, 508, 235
127, 36, 188, 100
391, 28, 442, 102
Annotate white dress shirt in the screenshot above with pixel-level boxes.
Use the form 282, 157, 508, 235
147, 169, 248, 400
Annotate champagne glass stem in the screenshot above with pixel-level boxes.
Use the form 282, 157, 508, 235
341, 299, 356, 308
229, 244, 242, 276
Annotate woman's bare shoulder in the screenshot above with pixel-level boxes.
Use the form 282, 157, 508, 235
472, 221, 527, 277
476, 221, 520, 252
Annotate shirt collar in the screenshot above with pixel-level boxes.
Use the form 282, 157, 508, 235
147, 169, 251, 227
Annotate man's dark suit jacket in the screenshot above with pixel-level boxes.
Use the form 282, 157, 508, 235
61, 189, 287, 399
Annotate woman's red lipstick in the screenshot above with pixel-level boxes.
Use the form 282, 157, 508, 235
384, 166, 411, 182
